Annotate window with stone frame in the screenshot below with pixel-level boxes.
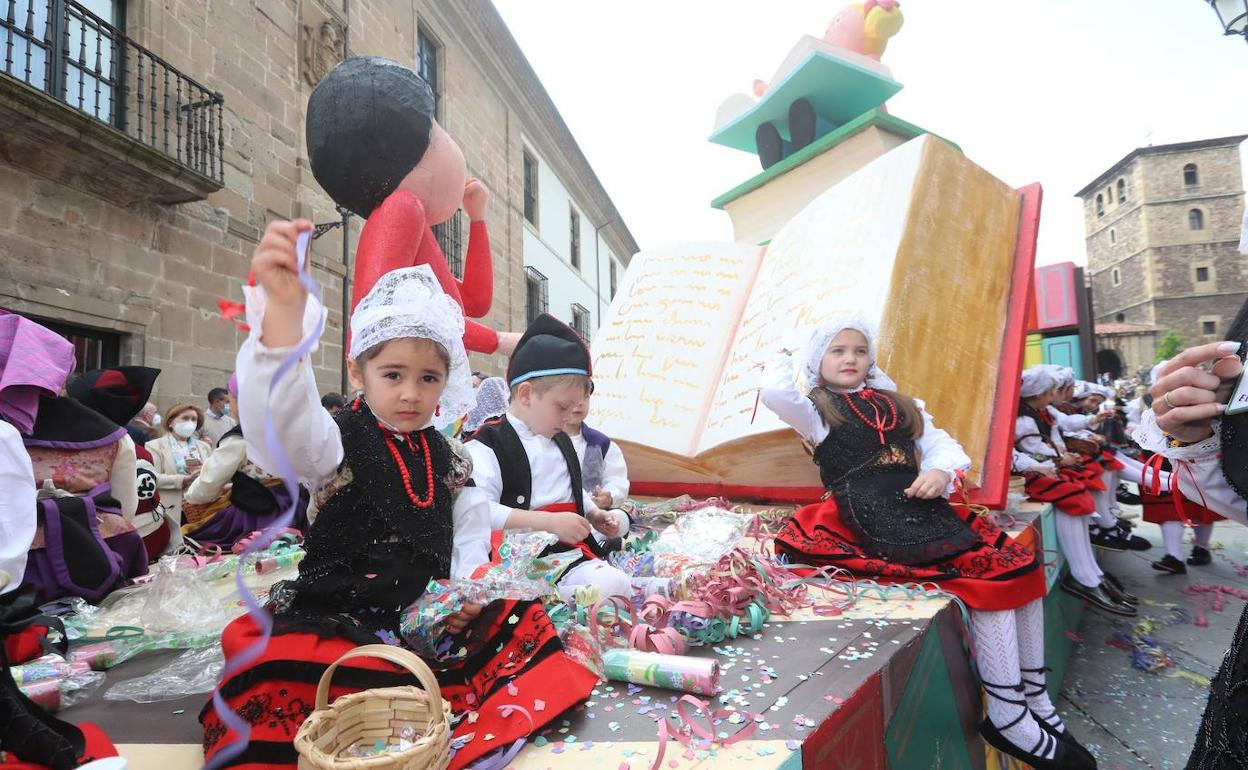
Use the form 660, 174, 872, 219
523, 150, 539, 227
1096, 194, 1104, 217
569, 206, 581, 270
30, 316, 120, 374
1184, 163, 1199, 187
1109, 228, 1116, 245
571, 303, 591, 341
525, 266, 548, 326
416, 24, 442, 120
1116, 178, 1126, 203
1201, 318, 1219, 337
1196, 266, 1210, 283
1188, 208, 1205, 230
1111, 267, 1121, 287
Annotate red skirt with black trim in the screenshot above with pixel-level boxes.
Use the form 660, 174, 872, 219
1141, 491, 1223, 526
200, 600, 598, 769
1097, 449, 1126, 472
1022, 470, 1098, 516
774, 499, 1046, 611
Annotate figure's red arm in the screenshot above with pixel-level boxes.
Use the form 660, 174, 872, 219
464, 319, 499, 355
457, 220, 493, 318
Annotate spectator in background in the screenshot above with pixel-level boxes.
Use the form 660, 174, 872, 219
129, 401, 161, 443
320, 392, 346, 416
203, 386, 237, 445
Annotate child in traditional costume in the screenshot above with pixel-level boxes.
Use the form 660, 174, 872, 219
465, 315, 633, 604
1014, 365, 1137, 618
201, 221, 597, 769
182, 373, 310, 550
767, 317, 1094, 770
1044, 367, 1150, 553
0, 313, 123, 769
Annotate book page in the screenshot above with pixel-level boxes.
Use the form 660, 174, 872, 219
590, 242, 762, 457
697, 138, 927, 454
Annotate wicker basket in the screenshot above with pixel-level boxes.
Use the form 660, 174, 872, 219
293, 644, 452, 770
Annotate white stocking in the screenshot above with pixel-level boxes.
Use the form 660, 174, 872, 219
1056, 512, 1102, 587
1014, 598, 1064, 733
1090, 487, 1119, 529
1194, 523, 1214, 550
972, 609, 1054, 759
1161, 521, 1184, 560
1104, 467, 1123, 514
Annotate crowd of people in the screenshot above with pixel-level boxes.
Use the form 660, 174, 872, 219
0, 215, 1243, 770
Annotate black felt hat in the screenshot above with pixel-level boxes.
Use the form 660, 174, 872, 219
68, 366, 160, 427
507, 314, 592, 388
306, 56, 436, 218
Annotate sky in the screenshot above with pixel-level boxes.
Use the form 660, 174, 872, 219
493, 0, 1248, 266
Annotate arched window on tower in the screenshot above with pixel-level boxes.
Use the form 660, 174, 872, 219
1116, 178, 1126, 203
1096, 194, 1104, 217
1188, 208, 1205, 230
1184, 163, 1199, 187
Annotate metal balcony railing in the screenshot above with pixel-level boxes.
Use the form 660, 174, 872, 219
1, 0, 224, 183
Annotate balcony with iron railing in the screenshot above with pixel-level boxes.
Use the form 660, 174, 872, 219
0, 0, 224, 204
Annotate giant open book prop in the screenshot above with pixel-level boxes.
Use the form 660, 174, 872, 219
590, 136, 1040, 508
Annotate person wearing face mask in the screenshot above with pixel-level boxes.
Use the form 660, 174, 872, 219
202, 386, 237, 445
143, 404, 213, 557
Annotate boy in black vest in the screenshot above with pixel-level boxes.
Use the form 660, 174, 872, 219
465, 314, 632, 603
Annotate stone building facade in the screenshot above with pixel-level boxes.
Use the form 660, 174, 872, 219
0, 0, 636, 410
1077, 135, 1246, 378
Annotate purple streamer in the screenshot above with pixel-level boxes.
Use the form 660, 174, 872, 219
466, 738, 526, 770
207, 229, 322, 769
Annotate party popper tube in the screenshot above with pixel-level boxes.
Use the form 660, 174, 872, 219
601, 648, 720, 696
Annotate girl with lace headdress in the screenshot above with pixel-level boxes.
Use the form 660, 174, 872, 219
201, 221, 598, 769
763, 316, 1094, 770
460, 375, 508, 436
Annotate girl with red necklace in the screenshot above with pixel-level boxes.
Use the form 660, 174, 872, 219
201, 221, 597, 769
764, 316, 1093, 770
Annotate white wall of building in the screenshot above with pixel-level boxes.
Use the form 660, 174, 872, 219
522, 141, 622, 341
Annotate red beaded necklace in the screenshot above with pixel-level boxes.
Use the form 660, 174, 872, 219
380, 423, 436, 508
840, 389, 898, 445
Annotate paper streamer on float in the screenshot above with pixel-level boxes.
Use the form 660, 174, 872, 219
601, 648, 721, 696
207, 228, 322, 770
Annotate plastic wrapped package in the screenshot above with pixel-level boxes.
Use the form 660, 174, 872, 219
400, 533, 579, 664
19, 669, 105, 713
558, 622, 605, 680
105, 646, 225, 703
650, 507, 750, 565
9, 654, 92, 686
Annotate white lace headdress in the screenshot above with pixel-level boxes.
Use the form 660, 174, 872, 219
462, 377, 509, 434
799, 313, 898, 393
349, 266, 476, 429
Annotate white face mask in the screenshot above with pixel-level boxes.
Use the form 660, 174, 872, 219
172, 421, 197, 439
222, 403, 231, 416
151, 414, 162, 427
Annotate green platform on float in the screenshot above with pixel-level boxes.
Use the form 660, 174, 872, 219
708, 49, 903, 155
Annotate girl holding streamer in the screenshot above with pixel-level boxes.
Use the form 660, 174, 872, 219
201, 220, 597, 769
763, 316, 1094, 770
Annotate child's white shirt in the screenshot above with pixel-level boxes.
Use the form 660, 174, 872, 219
234, 289, 491, 579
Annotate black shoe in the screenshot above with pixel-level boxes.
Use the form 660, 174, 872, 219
1114, 516, 1136, 532
1116, 484, 1141, 505
1151, 554, 1187, 575
1115, 522, 1152, 551
1187, 546, 1212, 566
1089, 526, 1129, 552
1061, 574, 1138, 616
1032, 710, 1098, 768
981, 717, 1095, 770
1100, 572, 1139, 605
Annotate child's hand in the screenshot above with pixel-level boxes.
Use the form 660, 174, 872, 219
446, 602, 482, 636
588, 508, 621, 538
252, 219, 313, 309
903, 469, 949, 499
545, 511, 591, 545
1058, 452, 1082, 467
591, 489, 613, 509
